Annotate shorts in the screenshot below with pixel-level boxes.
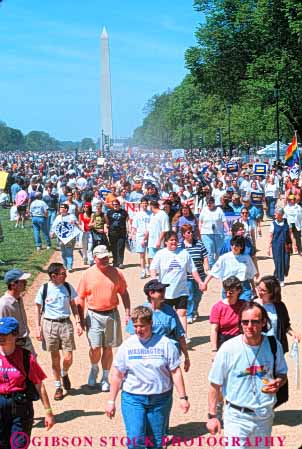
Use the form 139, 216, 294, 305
42, 318, 75, 352
17, 205, 27, 214
86, 309, 122, 348
165, 296, 188, 310
148, 247, 159, 258
136, 238, 147, 254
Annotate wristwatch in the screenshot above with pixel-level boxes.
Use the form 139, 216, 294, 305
208, 413, 217, 419
180, 396, 189, 400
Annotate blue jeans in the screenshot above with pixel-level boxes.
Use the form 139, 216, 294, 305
60, 244, 74, 270
47, 209, 57, 233
81, 231, 94, 264
202, 234, 225, 268
224, 403, 273, 449
187, 279, 202, 319
121, 390, 172, 449
32, 216, 51, 248
0, 395, 34, 449
266, 197, 277, 219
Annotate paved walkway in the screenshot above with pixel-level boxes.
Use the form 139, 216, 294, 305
24, 220, 302, 449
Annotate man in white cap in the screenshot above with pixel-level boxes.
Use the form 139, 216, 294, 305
76, 245, 131, 390
0, 268, 35, 353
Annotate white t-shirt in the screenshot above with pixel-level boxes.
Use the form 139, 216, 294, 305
209, 335, 287, 411
212, 188, 226, 206
210, 252, 257, 281
35, 282, 77, 319
114, 334, 180, 395
150, 247, 196, 298
199, 207, 226, 235
132, 210, 152, 240
147, 210, 170, 248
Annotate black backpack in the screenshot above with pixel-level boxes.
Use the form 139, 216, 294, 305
22, 349, 40, 401
41, 282, 72, 315
268, 336, 289, 408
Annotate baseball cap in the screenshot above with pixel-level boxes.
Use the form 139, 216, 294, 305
93, 245, 110, 259
144, 279, 170, 295
0, 317, 19, 335
242, 196, 250, 202
4, 269, 31, 284
288, 194, 296, 200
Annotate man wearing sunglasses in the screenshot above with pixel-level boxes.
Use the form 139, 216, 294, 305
207, 302, 287, 448
0, 269, 35, 354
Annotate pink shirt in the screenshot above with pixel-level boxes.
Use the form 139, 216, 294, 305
0, 347, 46, 394
210, 299, 245, 336
15, 190, 28, 206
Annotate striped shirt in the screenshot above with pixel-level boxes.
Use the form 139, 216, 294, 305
178, 240, 208, 280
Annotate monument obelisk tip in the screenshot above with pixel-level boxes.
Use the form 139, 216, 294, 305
101, 26, 108, 39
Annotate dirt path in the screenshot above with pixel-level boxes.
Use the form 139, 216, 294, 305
24, 220, 302, 449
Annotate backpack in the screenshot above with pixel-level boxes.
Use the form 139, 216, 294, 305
268, 336, 289, 408
22, 349, 40, 401
41, 282, 72, 315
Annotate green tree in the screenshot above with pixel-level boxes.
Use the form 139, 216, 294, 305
185, 0, 302, 138
0, 123, 24, 151
79, 137, 96, 151
25, 131, 60, 152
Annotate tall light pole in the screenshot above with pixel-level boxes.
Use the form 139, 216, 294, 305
226, 105, 232, 157
274, 82, 280, 161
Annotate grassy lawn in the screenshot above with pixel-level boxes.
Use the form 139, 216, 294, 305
0, 208, 55, 294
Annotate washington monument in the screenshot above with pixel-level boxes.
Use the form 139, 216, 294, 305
101, 26, 113, 139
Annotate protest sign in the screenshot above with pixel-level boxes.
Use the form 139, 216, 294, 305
253, 163, 267, 175
54, 221, 81, 244
0, 171, 8, 189
226, 162, 238, 173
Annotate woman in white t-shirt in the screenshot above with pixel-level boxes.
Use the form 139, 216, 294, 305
150, 231, 203, 339
199, 196, 229, 268
105, 306, 189, 449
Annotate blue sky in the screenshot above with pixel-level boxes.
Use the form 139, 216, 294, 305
0, 0, 200, 141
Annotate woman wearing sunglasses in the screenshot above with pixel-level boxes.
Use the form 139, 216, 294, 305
256, 275, 301, 352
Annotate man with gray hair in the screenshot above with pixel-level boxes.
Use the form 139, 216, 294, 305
29, 191, 51, 251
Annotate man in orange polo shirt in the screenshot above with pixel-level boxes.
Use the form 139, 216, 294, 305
76, 245, 131, 391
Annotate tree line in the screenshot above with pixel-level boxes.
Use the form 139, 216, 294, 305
0, 122, 96, 152
133, 0, 302, 150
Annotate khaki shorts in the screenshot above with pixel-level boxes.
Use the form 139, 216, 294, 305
86, 309, 122, 348
42, 318, 76, 352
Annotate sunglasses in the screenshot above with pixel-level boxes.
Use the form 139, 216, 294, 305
241, 319, 261, 326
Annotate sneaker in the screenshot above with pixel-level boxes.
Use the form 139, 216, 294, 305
185, 337, 191, 345
88, 366, 99, 387
37, 247, 41, 252
100, 379, 110, 392
68, 269, 73, 273
140, 270, 146, 279
62, 374, 71, 390
280, 281, 285, 287
15, 224, 18, 228
54, 387, 63, 401
83, 258, 88, 265
187, 317, 193, 324
46, 246, 51, 250
119, 264, 124, 269
145, 267, 150, 277
21, 225, 24, 229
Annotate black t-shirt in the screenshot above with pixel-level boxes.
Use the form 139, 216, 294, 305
106, 209, 128, 234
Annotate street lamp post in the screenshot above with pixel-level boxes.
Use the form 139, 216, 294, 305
274, 82, 280, 161
226, 105, 232, 157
